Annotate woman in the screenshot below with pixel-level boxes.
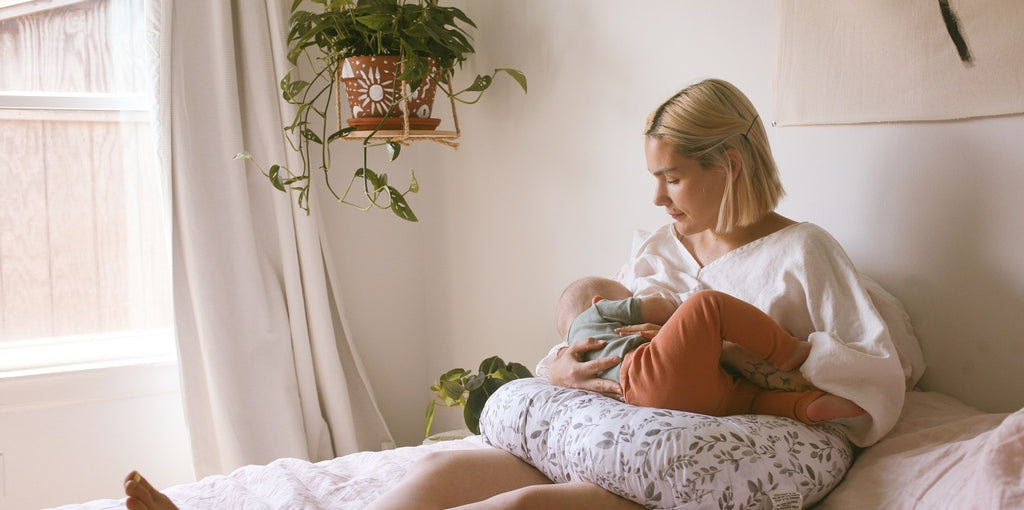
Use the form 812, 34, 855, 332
123, 79, 913, 510
362, 78, 910, 509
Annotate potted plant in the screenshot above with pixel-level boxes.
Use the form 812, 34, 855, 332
425, 355, 533, 437
236, 0, 527, 221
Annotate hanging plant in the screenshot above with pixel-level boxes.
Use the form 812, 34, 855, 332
236, 0, 527, 222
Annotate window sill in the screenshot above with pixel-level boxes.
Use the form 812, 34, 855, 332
0, 329, 176, 379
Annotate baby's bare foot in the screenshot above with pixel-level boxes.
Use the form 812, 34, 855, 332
124, 471, 180, 510
806, 394, 866, 422
778, 340, 811, 372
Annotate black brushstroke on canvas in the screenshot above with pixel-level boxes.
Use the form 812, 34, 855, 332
939, 0, 973, 63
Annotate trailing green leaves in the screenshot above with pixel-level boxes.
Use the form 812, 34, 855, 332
440, 67, 529, 105
236, 0, 527, 222
348, 166, 419, 221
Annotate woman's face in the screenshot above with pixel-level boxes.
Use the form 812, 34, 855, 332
645, 137, 727, 236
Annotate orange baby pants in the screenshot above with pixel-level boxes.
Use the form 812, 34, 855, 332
619, 290, 823, 424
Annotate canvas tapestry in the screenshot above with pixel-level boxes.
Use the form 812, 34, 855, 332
774, 0, 1024, 125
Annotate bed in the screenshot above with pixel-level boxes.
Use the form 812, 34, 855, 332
54, 381, 1023, 510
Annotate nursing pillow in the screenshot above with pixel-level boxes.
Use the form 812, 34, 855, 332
479, 378, 852, 509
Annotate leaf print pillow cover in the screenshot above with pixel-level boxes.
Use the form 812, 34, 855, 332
479, 378, 853, 509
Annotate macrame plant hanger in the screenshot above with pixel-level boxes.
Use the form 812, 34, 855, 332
336, 55, 461, 149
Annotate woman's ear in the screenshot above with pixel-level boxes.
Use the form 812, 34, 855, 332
725, 148, 743, 181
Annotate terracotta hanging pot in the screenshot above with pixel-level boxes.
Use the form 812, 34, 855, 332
339, 56, 441, 130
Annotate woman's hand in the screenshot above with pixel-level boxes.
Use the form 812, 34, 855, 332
615, 323, 661, 340
548, 338, 624, 400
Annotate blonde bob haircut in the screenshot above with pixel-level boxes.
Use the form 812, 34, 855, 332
644, 79, 784, 232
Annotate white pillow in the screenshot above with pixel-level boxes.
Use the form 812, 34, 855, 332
480, 378, 853, 509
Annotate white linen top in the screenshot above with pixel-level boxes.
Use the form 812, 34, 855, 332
539, 222, 925, 447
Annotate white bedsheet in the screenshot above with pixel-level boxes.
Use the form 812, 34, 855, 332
50, 437, 490, 510
53, 391, 1021, 510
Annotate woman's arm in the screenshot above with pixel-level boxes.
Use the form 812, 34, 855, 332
547, 338, 624, 400
637, 295, 677, 325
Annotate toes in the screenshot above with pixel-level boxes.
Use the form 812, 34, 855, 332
806, 394, 867, 422
124, 471, 157, 510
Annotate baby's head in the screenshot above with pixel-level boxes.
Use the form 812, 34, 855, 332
555, 276, 633, 340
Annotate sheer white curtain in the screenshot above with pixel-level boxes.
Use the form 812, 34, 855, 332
151, 0, 393, 477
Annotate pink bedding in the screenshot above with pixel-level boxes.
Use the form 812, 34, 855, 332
818, 391, 1024, 509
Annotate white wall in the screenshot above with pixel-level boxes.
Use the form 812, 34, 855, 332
324, 0, 1024, 447
5, 6, 1013, 509
0, 363, 193, 509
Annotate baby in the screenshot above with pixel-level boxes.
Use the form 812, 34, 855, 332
556, 276, 865, 424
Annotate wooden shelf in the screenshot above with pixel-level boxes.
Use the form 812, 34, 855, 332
344, 129, 459, 140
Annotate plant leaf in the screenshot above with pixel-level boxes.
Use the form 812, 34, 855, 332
385, 141, 401, 161
507, 362, 534, 379
355, 13, 392, 31
464, 389, 488, 434
297, 187, 309, 212
440, 368, 467, 382
301, 128, 323, 145
491, 367, 513, 382
407, 169, 419, 193
355, 167, 385, 190
449, 7, 476, 29
440, 380, 465, 401
388, 186, 418, 222
478, 356, 506, 375
481, 377, 504, 396
463, 74, 493, 93
268, 164, 286, 192
327, 126, 356, 144
424, 400, 436, 437
464, 373, 485, 391
495, 68, 528, 93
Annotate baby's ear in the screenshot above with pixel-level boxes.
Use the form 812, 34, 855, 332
592, 296, 604, 305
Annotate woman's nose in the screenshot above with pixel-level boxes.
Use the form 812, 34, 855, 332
653, 186, 669, 206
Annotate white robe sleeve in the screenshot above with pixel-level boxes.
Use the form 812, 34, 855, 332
792, 229, 907, 447
860, 275, 927, 389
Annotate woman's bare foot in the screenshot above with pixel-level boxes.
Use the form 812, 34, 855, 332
778, 340, 811, 372
124, 471, 179, 510
806, 394, 866, 422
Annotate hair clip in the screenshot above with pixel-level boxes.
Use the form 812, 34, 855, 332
743, 114, 759, 137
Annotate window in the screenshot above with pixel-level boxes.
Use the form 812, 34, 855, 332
0, 0, 173, 376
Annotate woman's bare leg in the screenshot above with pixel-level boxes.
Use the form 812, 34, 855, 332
123, 471, 179, 510
452, 481, 645, 510
123, 451, 643, 510
366, 448, 556, 510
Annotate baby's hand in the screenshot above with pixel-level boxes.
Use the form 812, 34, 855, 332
615, 323, 661, 340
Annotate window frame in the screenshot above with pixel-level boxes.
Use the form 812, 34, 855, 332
0, 0, 174, 379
